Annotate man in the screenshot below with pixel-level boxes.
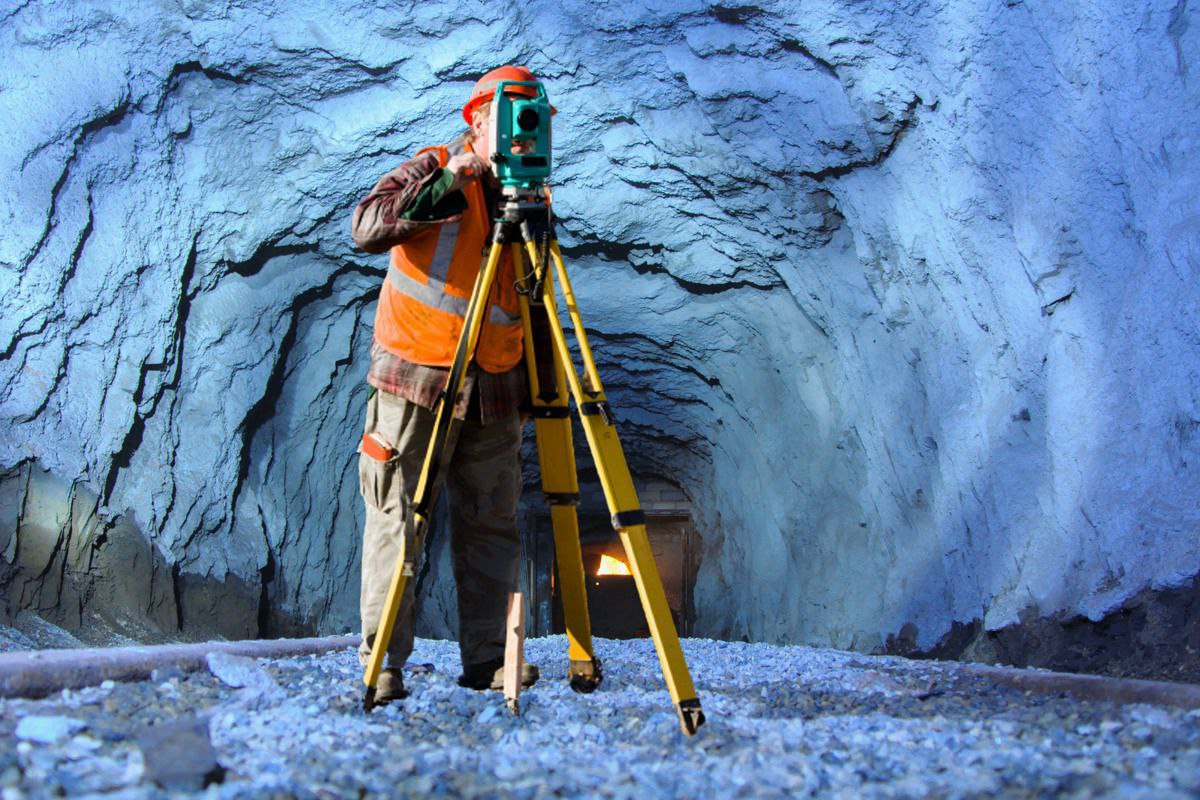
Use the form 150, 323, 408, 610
350, 65, 544, 703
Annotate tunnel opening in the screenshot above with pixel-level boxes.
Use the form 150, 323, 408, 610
523, 480, 699, 639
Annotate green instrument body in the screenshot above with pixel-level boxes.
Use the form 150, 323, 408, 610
489, 80, 553, 193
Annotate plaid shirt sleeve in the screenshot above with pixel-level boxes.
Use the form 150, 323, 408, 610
351, 147, 467, 254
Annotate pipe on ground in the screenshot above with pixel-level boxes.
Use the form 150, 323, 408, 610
0, 635, 359, 699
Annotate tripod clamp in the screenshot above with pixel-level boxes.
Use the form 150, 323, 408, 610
496, 192, 553, 300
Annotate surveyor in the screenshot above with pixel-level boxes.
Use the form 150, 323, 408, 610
349, 65, 545, 704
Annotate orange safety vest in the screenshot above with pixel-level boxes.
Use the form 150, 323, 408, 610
373, 140, 524, 373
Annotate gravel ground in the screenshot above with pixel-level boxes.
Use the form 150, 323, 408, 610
2, 635, 1199, 798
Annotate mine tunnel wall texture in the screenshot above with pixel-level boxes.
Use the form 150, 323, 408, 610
1, 1, 1198, 655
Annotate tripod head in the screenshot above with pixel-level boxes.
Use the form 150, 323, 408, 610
487, 80, 553, 198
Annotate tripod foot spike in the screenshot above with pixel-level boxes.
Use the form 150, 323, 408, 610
568, 657, 603, 694
676, 699, 705, 736
363, 688, 377, 713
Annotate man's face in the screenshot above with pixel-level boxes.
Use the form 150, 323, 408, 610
470, 102, 491, 159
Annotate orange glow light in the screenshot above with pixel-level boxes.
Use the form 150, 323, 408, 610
596, 554, 632, 577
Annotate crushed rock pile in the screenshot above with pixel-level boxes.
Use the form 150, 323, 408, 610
2, 636, 1199, 798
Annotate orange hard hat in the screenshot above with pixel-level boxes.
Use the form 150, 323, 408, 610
463, 65, 541, 124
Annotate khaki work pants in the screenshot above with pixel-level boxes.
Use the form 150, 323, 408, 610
358, 388, 523, 671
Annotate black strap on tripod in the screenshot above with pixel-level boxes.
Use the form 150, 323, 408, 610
505, 203, 560, 406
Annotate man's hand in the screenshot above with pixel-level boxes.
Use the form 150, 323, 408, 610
446, 152, 489, 193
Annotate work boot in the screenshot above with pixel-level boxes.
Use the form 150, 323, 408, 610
457, 657, 539, 690
375, 667, 409, 704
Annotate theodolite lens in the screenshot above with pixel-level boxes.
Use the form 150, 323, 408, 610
517, 108, 540, 131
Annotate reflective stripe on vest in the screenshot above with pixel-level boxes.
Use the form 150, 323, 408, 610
387, 262, 520, 326
427, 221, 457, 284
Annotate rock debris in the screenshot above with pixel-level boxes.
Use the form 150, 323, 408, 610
2, 636, 1198, 798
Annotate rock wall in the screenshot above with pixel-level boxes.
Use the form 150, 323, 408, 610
1, 1, 1197, 659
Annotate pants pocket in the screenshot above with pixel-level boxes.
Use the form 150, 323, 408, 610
359, 449, 400, 515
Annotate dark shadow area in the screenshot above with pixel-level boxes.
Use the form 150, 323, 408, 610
0, 462, 313, 651
881, 574, 1200, 684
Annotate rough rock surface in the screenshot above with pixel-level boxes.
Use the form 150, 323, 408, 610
1, 1, 1198, 659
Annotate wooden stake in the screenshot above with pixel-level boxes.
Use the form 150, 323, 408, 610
503, 591, 526, 714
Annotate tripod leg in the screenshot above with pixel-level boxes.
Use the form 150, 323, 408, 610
512, 243, 602, 692
524, 237, 705, 735
362, 237, 508, 710
361, 521, 415, 711
549, 507, 605, 690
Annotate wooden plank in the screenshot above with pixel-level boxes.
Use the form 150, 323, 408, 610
503, 591, 526, 714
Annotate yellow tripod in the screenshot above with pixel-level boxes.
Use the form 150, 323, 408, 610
361, 190, 705, 737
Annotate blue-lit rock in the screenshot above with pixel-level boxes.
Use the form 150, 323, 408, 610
0, 0, 1197, 656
